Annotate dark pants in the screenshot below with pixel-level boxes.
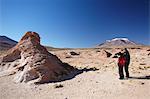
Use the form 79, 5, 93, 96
118, 62, 129, 78
125, 62, 130, 77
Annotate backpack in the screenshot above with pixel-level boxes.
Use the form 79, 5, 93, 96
118, 57, 126, 66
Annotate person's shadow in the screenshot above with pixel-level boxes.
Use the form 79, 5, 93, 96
129, 75, 150, 80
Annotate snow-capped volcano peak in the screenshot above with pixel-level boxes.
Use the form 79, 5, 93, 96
111, 38, 129, 41
106, 38, 129, 42
97, 37, 141, 48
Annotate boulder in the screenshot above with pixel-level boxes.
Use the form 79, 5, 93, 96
70, 51, 80, 56
104, 50, 112, 57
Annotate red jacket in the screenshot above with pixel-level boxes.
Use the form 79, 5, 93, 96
118, 57, 126, 66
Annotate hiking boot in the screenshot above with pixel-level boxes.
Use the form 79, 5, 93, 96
119, 77, 124, 80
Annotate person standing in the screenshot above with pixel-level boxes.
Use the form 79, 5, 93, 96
117, 52, 126, 79
114, 48, 130, 79
124, 48, 130, 78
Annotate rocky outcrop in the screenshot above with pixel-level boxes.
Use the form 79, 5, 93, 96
0, 31, 75, 84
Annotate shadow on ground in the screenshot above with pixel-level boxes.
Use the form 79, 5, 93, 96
36, 63, 99, 84
61, 67, 99, 82
129, 75, 150, 80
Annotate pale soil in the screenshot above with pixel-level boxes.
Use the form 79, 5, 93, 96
0, 47, 150, 99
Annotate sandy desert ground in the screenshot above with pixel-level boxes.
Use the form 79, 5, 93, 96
0, 47, 150, 99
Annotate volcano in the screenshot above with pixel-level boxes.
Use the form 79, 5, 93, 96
97, 38, 142, 48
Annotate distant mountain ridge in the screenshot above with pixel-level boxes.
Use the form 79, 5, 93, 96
0, 36, 18, 50
97, 38, 143, 48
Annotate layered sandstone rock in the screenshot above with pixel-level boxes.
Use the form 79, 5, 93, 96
0, 31, 75, 84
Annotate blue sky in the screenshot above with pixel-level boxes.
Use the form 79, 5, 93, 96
0, 0, 149, 48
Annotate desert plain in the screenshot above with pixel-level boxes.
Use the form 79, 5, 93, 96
0, 46, 150, 99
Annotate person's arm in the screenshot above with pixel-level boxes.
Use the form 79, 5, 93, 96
113, 52, 121, 58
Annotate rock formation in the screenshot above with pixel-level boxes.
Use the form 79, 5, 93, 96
0, 31, 75, 84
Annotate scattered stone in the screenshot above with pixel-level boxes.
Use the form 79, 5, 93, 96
70, 51, 80, 56
131, 48, 141, 49
141, 82, 145, 85
54, 84, 64, 88
121, 82, 124, 84
104, 50, 112, 57
139, 67, 144, 70
65, 56, 72, 58
145, 66, 150, 69
147, 49, 150, 51
96, 50, 100, 53
139, 63, 146, 65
